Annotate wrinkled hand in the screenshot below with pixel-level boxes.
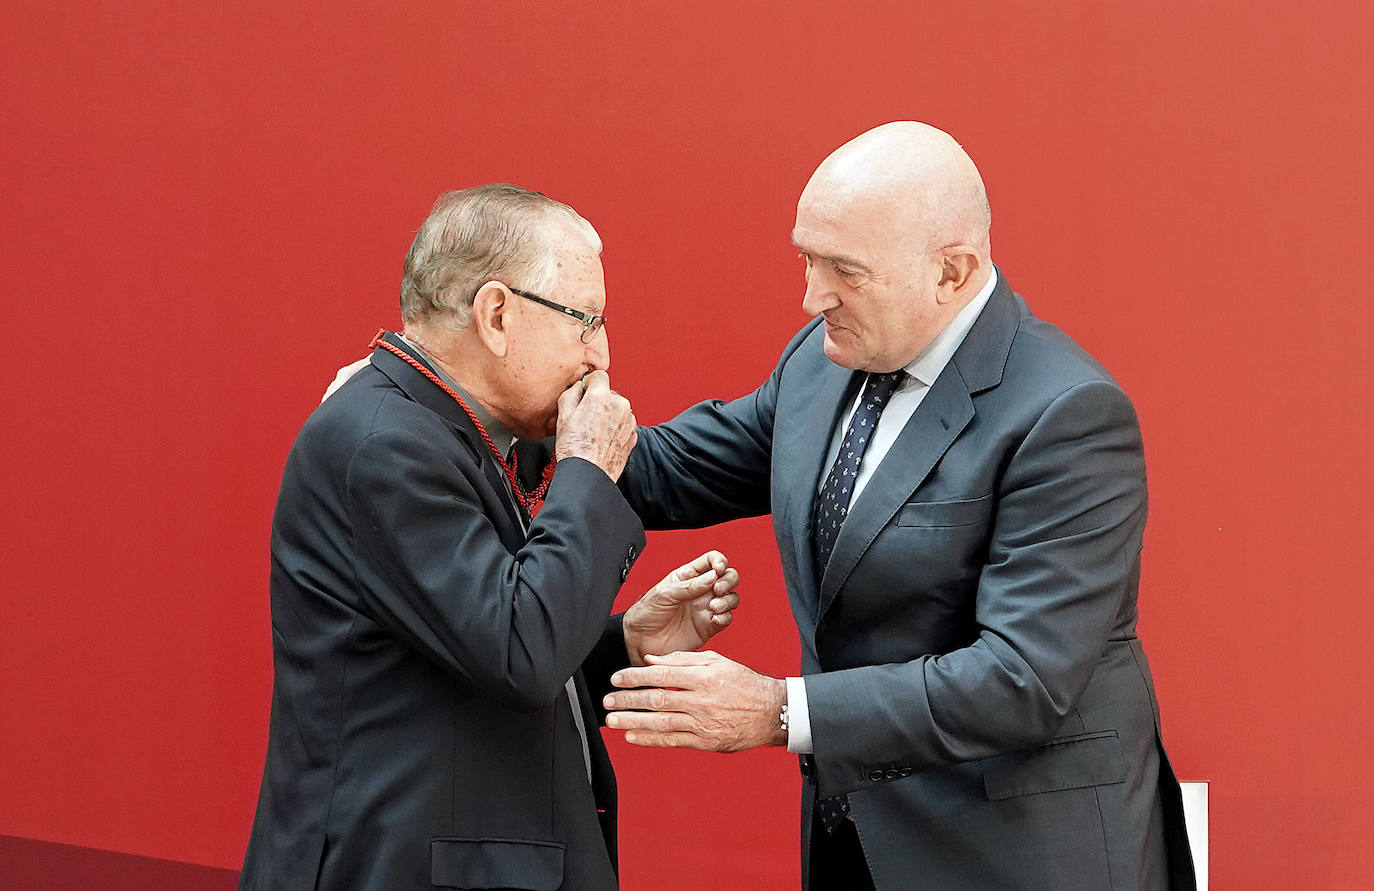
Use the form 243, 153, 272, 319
604, 650, 786, 752
322, 357, 370, 403
623, 551, 740, 666
554, 371, 637, 481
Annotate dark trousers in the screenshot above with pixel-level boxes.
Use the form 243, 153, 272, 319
809, 811, 876, 891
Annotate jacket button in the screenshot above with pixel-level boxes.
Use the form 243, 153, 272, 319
867, 769, 885, 783
899, 767, 913, 777
885, 769, 901, 780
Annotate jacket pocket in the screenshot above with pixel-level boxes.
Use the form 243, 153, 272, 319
981, 730, 1126, 801
895, 493, 992, 527
430, 837, 565, 890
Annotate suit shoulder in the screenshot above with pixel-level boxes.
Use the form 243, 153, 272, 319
782, 316, 826, 359
296, 367, 453, 461
1006, 311, 1122, 395
970, 296, 1140, 437
776, 318, 832, 377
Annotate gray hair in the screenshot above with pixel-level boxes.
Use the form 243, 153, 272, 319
399, 184, 601, 327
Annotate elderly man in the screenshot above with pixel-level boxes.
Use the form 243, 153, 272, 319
240, 185, 740, 891
606, 123, 1196, 889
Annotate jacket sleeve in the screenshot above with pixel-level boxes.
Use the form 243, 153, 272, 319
345, 422, 645, 709
621, 320, 821, 529
803, 379, 1148, 796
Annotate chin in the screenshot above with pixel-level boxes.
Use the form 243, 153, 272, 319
505, 412, 553, 442
822, 335, 863, 371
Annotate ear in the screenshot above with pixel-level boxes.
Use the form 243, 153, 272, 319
470, 281, 510, 358
935, 248, 981, 303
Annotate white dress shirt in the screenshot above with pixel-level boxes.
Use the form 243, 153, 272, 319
786, 270, 999, 753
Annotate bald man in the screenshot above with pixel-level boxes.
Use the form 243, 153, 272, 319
606, 123, 1195, 890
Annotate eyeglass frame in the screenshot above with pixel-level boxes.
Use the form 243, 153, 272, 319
506, 285, 606, 343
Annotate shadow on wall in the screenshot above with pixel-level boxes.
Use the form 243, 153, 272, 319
0, 835, 238, 891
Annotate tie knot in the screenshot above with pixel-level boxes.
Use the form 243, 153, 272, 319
862, 371, 905, 406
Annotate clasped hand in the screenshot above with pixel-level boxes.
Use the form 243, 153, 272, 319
554, 371, 637, 481
603, 650, 787, 752
623, 551, 740, 665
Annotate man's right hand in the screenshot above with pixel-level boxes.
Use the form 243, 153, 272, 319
554, 371, 637, 481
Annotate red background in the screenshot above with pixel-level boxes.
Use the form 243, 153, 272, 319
3, 1, 1372, 887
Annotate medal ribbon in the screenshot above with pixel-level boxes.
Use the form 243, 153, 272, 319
369, 330, 556, 517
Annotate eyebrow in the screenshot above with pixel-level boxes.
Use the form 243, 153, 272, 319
792, 237, 874, 273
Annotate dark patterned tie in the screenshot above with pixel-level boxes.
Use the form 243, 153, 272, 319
812, 370, 906, 576
810, 370, 905, 834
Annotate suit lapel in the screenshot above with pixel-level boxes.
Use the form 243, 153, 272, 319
772, 353, 863, 631
814, 272, 1021, 627
815, 368, 973, 622
369, 334, 527, 545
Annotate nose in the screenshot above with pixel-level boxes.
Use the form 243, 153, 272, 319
585, 325, 610, 372
801, 265, 839, 317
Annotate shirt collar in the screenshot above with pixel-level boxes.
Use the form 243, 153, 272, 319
903, 268, 999, 386
397, 333, 516, 457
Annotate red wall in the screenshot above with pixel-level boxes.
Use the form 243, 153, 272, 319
3, 1, 1371, 886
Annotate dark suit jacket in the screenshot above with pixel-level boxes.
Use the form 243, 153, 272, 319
622, 272, 1196, 890
241, 334, 644, 891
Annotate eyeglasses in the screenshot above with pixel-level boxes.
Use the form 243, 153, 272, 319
507, 286, 607, 343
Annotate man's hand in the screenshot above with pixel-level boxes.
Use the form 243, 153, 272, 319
554, 371, 637, 481
322, 357, 370, 403
623, 551, 740, 666
603, 650, 786, 752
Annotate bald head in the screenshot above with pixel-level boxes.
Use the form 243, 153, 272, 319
793, 122, 994, 372
803, 121, 991, 258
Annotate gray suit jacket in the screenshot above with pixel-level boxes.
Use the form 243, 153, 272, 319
622, 272, 1195, 890
241, 334, 643, 890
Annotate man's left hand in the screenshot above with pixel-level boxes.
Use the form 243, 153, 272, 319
604, 650, 786, 752
622, 551, 740, 666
